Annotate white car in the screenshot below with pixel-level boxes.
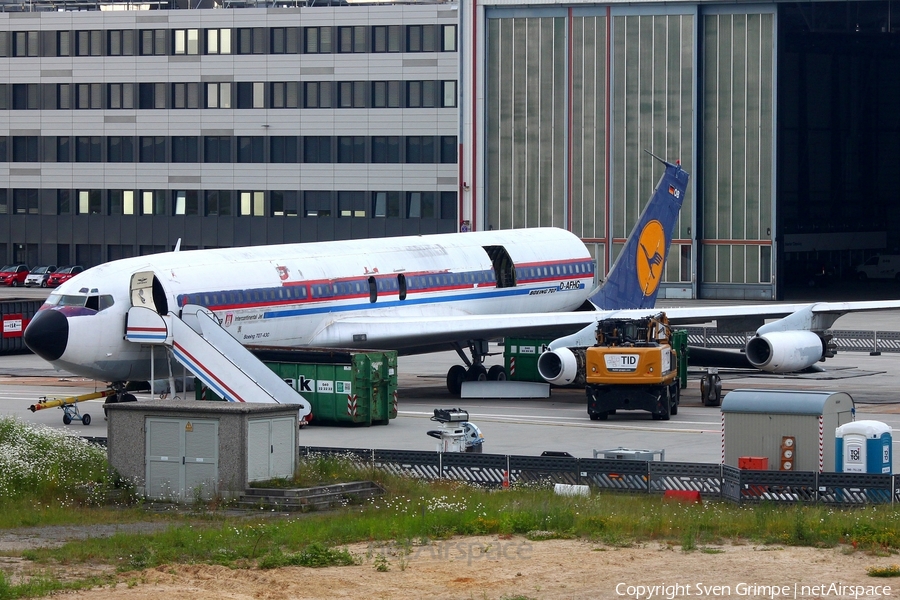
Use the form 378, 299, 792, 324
24, 265, 58, 288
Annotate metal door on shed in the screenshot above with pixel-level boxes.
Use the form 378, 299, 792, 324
248, 417, 297, 482
146, 417, 218, 500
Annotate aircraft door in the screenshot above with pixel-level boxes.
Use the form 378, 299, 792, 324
483, 246, 517, 288
130, 271, 170, 316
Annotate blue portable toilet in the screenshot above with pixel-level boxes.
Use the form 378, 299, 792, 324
835, 420, 892, 474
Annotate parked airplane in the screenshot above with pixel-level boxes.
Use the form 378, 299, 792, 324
22, 156, 900, 403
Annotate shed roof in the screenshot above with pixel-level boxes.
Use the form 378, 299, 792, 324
720, 389, 854, 415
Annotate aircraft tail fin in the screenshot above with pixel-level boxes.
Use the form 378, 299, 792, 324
587, 155, 689, 310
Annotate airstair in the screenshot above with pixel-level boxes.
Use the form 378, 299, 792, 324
125, 304, 310, 418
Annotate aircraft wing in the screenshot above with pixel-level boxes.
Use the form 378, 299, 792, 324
308, 300, 900, 354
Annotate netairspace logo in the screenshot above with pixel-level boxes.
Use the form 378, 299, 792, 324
615, 582, 893, 600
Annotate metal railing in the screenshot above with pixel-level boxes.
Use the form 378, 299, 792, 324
303, 446, 900, 505
685, 327, 900, 354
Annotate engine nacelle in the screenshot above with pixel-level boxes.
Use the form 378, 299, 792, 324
745, 330, 825, 373
537, 347, 586, 386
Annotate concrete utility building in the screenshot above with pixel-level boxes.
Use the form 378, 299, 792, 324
0, 0, 897, 301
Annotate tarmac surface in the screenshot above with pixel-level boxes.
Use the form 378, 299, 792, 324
2, 283, 900, 468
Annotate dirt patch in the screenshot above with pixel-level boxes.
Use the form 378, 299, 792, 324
25, 536, 900, 600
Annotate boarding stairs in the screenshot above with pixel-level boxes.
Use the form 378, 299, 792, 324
125, 304, 310, 417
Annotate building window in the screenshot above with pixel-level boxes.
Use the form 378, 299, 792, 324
204, 136, 231, 163
139, 136, 166, 163
174, 190, 200, 215
338, 136, 365, 163
304, 191, 331, 217
270, 136, 299, 163
108, 30, 134, 56
108, 83, 135, 109
12, 136, 39, 162
407, 192, 436, 218
12, 84, 39, 110
303, 81, 332, 108
372, 136, 400, 163
206, 29, 232, 55
270, 191, 298, 216
13, 189, 39, 215
407, 81, 436, 108
339, 191, 366, 217
407, 25, 435, 52
271, 82, 300, 108
107, 136, 135, 163
441, 136, 457, 164
304, 27, 332, 54
237, 28, 266, 55
77, 190, 102, 215
440, 191, 457, 219
239, 191, 265, 216
0, 190, 8, 215
372, 25, 401, 53
172, 136, 199, 163
141, 190, 167, 215
236, 82, 264, 109
271, 27, 299, 54
139, 83, 166, 109
56, 137, 70, 162
57, 31, 71, 57
372, 191, 400, 218
76, 83, 103, 109
13, 31, 39, 57
172, 82, 200, 109
205, 190, 232, 216
372, 81, 401, 108
338, 26, 366, 53
338, 81, 367, 108
442, 24, 457, 52
76, 31, 102, 56
57, 83, 71, 110
206, 82, 232, 108
174, 29, 199, 55
406, 136, 434, 164
109, 190, 135, 215
76, 136, 102, 162
237, 136, 265, 163
303, 137, 332, 163
140, 30, 167, 56
442, 81, 457, 108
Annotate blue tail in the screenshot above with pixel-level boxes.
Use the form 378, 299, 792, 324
588, 156, 690, 310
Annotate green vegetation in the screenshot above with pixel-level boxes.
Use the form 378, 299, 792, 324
0, 419, 899, 598
867, 564, 900, 578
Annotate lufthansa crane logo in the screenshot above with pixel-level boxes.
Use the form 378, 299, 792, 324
636, 219, 665, 297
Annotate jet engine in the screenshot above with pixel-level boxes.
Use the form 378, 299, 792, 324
745, 330, 826, 373
537, 347, 586, 386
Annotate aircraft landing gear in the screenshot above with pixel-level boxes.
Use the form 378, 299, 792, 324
700, 369, 722, 407
446, 340, 506, 395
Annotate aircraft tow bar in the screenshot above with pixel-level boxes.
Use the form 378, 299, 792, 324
28, 389, 117, 426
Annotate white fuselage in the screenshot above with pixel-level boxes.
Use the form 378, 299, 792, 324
35, 228, 595, 382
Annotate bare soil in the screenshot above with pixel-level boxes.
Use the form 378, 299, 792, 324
3, 533, 899, 599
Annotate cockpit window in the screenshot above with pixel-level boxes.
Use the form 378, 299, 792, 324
46, 294, 115, 312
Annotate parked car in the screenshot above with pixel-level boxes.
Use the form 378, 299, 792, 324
24, 265, 58, 288
46, 265, 84, 287
0, 265, 30, 287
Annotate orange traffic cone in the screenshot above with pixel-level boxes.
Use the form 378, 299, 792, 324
502, 470, 509, 489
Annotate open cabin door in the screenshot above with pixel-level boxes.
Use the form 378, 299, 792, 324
483, 246, 517, 288
130, 271, 170, 315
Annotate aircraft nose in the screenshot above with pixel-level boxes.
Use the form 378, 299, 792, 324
24, 309, 69, 362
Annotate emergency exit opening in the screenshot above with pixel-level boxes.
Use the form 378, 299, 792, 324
483, 245, 517, 288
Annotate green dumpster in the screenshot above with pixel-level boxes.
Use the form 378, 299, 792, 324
195, 348, 398, 426
504, 338, 553, 382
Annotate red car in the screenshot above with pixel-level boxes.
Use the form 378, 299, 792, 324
0, 264, 30, 287
46, 265, 84, 287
